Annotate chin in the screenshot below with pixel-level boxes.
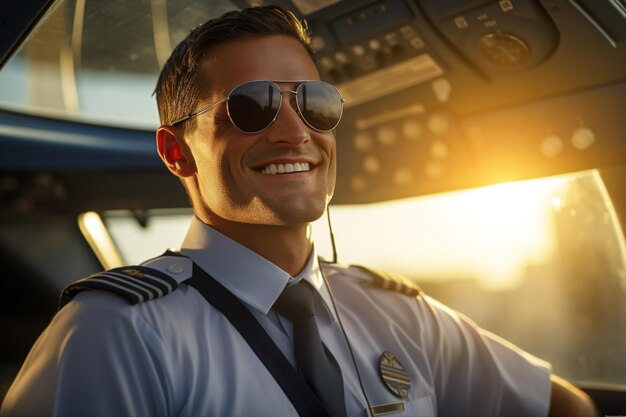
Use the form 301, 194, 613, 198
266, 205, 327, 226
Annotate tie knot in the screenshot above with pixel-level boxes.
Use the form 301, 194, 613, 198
273, 282, 316, 322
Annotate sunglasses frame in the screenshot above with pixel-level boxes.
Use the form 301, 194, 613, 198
170, 80, 345, 133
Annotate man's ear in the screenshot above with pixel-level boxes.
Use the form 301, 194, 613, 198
156, 125, 196, 178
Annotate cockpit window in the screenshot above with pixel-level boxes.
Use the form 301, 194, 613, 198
95, 170, 626, 389
0, 0, 238, 128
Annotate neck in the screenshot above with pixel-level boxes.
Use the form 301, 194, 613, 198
200, 216, 313, 277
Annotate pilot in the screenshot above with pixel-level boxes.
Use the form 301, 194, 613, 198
1, 6, 599, 417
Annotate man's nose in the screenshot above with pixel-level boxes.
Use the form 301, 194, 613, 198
266, 92, 310, 145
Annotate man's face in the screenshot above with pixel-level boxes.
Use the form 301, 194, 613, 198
185, 35, 337, 228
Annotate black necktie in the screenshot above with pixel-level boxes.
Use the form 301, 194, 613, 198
273, 282, 347, 417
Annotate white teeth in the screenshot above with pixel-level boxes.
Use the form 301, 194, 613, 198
260, 162, 311, 175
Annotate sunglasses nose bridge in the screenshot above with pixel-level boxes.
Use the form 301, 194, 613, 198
278, 89, 299, 109
266, 89, 312, 140
276, 88, 304, 120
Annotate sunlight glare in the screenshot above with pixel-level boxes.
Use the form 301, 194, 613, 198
314, 177, 565, 290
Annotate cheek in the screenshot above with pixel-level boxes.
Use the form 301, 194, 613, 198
314, 131, 336, 154
324, 135, 337, 171
203, 139, 250, 191
328, 156, 337, 195
328, 138, 338, 190
189, 137, 222, 188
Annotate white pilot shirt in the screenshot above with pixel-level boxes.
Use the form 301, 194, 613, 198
1, 216, 552, 417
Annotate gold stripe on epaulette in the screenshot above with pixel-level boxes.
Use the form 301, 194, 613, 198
59, 265, 179, 309
351, 265, 422, 297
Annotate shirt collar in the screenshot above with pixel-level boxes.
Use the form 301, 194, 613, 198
292, 244, 337, 322
180, 217, 337, 321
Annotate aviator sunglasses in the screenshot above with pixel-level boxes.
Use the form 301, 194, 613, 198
171, 80, 345, 133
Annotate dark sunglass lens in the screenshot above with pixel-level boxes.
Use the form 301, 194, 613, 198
228, 81, 281, 132
298, 82, 343, 131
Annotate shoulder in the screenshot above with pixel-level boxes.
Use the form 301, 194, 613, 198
320, 261, 422, 297
320, 262, 466, 333
59, 252, 194, 310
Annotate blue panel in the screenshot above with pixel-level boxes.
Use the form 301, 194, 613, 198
0, 111, 161, 170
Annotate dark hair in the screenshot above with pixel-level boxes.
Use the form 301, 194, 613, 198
155, 6, 316, 127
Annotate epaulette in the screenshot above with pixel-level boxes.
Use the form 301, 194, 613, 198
350, 265, 422, 297
59, 255, 190, 309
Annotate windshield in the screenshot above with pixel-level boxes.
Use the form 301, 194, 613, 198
0, 0, 238, 129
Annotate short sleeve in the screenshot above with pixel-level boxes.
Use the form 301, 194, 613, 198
1, 291, 172, 417
419, 296, 552, 417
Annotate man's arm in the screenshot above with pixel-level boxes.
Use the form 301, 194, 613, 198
548, 374, 601, 417
1, 291, 170, 417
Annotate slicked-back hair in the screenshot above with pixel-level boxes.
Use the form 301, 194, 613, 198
155, 6, 316, 129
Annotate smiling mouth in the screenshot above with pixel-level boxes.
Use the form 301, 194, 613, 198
260, 162, 311, 175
